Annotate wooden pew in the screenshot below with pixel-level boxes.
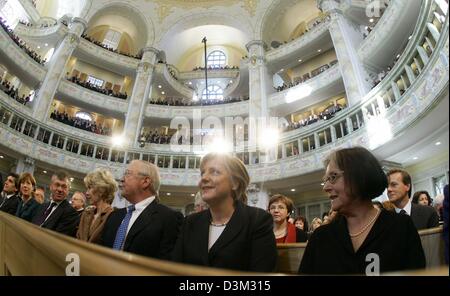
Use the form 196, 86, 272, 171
275, 227, 446, 274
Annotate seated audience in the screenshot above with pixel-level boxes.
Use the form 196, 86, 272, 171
412, 190, 432, 206
322, 209, 337, 225
0, 173, 20, 215
0, 18, 47, 64
387, 169, 439, 230
81, 33, 142, 59
268, 194, 297, 243
77, 169, 117, 244
193, 191, 208, 213
50, 110, 112, 136
34, 186, 46, 204
67, 75, 128, 100
15, 173, 40, 222
173, 153, 277, 272
309, 217, 322, 233
293, 216, 308, 243
101, 161, 182, 260
299, 147, 425, 275
71, 191, 86, 215
32, 171, 80, 237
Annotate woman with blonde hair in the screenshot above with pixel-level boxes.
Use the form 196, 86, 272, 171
77, 169, 118, 243
173, 153, 277, 272
15, 173, 40, 222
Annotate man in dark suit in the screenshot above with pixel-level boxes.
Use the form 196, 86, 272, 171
32, 171, 79, 237
387, 169, 439, 230
101, 160, 182, 260
0, 173, 20, 215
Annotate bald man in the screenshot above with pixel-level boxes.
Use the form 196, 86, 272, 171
101, 160, 182, 260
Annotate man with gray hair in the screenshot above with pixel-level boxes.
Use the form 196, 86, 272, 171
194, 191, 208, 213
101, 160, 183, 260
32, 171, 80, 237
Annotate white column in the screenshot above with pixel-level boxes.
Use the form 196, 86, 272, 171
245, 40, 271, 149
123, 47, 159, 147
32, 17, 87, 122
17, 0, 40, 23
319, 0, 372, 106
14, 157, 35, 174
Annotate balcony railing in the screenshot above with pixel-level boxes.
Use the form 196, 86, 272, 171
0, 0, 447, 185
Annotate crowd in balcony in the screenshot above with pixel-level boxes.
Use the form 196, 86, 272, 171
0, 78, 32, 105
150, 96, 249, 107
18, 19, 57, 28
0, 18, 47, 65
283, 104, 345, 132
192, 65, 239, 71
66, 75, 128, 100
275, 60, 338, 92
50, 110, 112, 136
80, 33, 142, 59
140, 130, 174, 145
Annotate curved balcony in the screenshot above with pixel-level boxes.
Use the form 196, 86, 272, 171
57, 80, 128, 116
0, 7, 447, 186
358, 0, 422, 70
45, 119, 114, 144
156, 64, 195, 99
265, 20, 332, 72
145, 100, 249, 120
269, 64, 343, 116
14, 21, 67, 40
0, 25, 46, 86
178, 68, 240, 81
73, 38, 140, 77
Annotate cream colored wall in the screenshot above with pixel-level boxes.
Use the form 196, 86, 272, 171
292, 189, 328, 205
287, 49, 337, 82
177, 45, 245, 72
278, 0, 322, 42
406, 150, 449, 196
36, 0, 58, 18
64, 59, 133, 93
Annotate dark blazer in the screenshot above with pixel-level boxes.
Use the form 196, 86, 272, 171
101, 200, 183, 260
0, 193, 20, 215
410, 203, 440, 230
15, 197, 40, 222
32, 199, 80, 237
299, 209, 425, 275
172, 201, 277, 272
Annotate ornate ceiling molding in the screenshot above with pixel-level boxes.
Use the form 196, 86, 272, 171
149, 0, 258, 23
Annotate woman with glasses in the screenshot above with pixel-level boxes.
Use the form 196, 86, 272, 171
76, 169, 117, 244
299, 147, 425, 274
173, 153, 277, 272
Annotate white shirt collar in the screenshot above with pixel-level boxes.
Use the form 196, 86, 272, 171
395, 198, 412, 215
125, 196, 155, 235
133, 195, 155, 211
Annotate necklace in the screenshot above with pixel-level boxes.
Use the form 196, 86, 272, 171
349, 208, 380, 238
210, 221, 227, 227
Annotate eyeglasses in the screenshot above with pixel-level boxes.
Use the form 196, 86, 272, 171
322, 171, 344, 185
123, 170, 149, 179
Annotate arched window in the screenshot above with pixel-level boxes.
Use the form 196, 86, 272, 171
202, 85, 224, 101
103, 29, 122, 50
75, 111, 92, 121
207, 50, 226, 69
